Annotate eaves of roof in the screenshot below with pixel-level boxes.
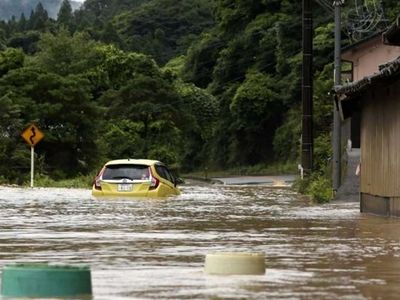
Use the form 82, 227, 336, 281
334, 56, 400, 119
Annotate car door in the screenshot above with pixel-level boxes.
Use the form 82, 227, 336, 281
155, 165, 177, 195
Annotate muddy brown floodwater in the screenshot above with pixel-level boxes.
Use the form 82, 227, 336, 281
0, 182, 400, 299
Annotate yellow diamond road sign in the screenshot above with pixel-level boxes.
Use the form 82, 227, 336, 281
21, 124, 44, 146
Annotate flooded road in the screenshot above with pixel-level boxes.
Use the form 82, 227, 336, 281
0, 182, 399, 299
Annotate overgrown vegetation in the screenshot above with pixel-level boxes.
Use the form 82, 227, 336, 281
34, 173, 94, 188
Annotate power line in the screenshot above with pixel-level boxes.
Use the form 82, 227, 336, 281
343, 0, 389, 41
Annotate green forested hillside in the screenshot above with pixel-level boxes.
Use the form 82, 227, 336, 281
0, 0, 399, 184
75, 0, 215, 64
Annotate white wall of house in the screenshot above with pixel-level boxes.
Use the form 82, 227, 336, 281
342, 36, 400, 81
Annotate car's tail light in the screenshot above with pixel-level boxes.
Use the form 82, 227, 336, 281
93, 167, 105, 191
149, 167, 159, 190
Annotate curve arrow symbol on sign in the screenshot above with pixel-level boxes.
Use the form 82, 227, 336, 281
29, 127, 36, 145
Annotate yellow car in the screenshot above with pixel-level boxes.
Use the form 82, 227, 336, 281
92, 159, 181, 198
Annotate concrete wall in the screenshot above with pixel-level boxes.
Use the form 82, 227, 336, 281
361, 193, 400, 217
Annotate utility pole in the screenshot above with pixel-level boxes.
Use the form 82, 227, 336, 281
301, 0, 313, 175
332, 0, 344, 192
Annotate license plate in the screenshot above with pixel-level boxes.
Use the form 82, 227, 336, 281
118, 184, 133, 192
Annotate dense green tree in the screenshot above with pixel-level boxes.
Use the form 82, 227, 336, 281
228, 71, 284, 164
0, 66, 101, 178
18, 13, 27, 31
92, 45, 161, 90
183, 33, 224, 88
214, 0, 267, 35
182, 0, 305, 167
57, 0, 74, 31
7, 31, 41, 54
0, 48, 25, 76
99, 21, 122, 46
32, 74, 101, 176
313, 23, 335, 69
0, 54, 35, 182
74, 0, 145, 40
30, 3, 50, 31
34, 29, 101, 76
0, 93, 29, 183
7, 16, 18, 34
102, 119, 145, 159
99, 59, 185, 163
383, 0, 400, 20
173, 80, 219, 168
113, 0, 214, 64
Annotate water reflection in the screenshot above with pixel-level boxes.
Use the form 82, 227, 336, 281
0, 184, 399, 299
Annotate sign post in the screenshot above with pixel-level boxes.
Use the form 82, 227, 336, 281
21, 124, 44, 188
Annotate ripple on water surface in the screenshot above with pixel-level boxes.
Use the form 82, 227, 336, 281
0, 185, 400, 299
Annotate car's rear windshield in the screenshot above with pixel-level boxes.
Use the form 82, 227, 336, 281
102, 164, 150, 180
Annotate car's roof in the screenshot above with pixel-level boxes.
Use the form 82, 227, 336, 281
105, 159, 163, 166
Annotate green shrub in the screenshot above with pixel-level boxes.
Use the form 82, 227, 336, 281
306, 175, 332, 203
293, 172, 332, 204
34, 174, 94, 188
292, 176, 311, 194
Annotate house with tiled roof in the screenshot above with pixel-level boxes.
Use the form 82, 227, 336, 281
335, 17, 400, 217
340, 31, 400, 147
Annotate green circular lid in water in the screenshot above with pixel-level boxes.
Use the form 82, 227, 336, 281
1, 263, 92, 298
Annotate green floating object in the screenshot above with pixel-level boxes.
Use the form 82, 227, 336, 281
1, 263, 92, 298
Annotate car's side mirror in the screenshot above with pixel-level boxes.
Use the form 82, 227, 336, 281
174, 177, 185, 186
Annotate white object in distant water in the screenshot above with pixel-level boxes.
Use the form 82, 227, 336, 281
204, 252, 265, 275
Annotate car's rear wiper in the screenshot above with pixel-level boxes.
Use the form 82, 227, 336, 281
111, 176, 134, 180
